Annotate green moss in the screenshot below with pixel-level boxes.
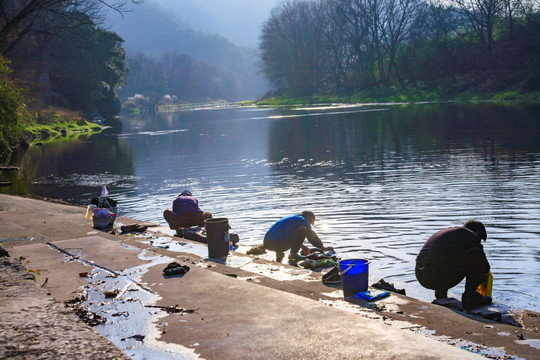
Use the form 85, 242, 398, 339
121, 101, 141, 116
22, 110, 103, 145
236, 100, 257, 106
254, 86, 540, 106
0, 137, 10, 155
255, 96, 315, 107
121, 107, 141, 116
156, 100, 229, 112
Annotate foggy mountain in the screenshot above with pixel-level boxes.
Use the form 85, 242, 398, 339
153, 0, 279, 48
107, 0, 279, 100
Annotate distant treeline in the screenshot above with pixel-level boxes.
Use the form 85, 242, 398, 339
0, 1, 133, 122
260, 0, 540, 97
120, 52, 241, 106
109, 0, 269, 103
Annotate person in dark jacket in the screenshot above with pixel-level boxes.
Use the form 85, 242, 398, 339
163, 190, 212, 232
415, 220, 492, 310
263, 210, 333, 262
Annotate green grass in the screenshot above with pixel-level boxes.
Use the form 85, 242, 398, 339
254, 86, 540, 106
157, 100, 229, 112
22, 108, 102, 144
235, 100, 257, 106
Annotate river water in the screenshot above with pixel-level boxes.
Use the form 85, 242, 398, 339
2, 102, 540, 312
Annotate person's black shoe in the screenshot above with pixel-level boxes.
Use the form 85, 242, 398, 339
462, 291, 492, 310
163, 262, 190, 276
435, 289, 448, 300
174, 228, 184, 237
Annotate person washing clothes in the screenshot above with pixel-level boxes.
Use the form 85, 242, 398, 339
263, 210, 333, 263
415, 219, 492, 310
163, 190, 212, 234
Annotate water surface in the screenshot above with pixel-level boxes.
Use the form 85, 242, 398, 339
2, 102, 540, 312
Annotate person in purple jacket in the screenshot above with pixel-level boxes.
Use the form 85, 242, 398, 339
415, 219, 492, 310
163, 190, 212, 232
264, 210, 333, 262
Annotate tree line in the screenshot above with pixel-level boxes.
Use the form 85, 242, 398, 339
120, 52, 241, 108
0, 0, 248, 146
109, 0, 268, 103
0, 1, 139, 128
259, 0, 540, 97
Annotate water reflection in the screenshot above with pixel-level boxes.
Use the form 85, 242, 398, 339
1, 102, 540, 312
1, 133, 135, 201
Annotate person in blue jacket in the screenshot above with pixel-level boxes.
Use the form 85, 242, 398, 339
264, 210, 333, 262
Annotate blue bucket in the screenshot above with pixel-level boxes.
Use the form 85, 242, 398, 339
339, 259, 370, 297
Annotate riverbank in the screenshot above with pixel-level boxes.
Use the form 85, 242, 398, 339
1, 194, 539, 359
120, 87, 540, 115
20, 108, 102, 147
0, 107, 103, 158
244, 87, 540, 107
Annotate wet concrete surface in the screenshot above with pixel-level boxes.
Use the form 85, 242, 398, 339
0, 257, 131, 360
1, 194, 540, 359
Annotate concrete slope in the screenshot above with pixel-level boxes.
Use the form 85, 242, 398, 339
1, 194, 539, 359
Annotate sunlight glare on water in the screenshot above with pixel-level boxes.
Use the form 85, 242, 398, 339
5, 102, 540, 312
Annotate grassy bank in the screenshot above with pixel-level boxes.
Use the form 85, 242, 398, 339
22, 108, 102, 145
120, 99, 232, 116
245, 87, 540, 107
157, 100, 230, 112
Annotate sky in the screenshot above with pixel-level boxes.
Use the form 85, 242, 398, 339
133, 0, 282, 48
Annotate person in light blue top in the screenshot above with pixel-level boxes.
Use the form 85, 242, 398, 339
264, 210, 333, 262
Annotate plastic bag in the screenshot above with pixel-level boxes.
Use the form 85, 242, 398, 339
93, 208, 114, 228
476, 271, 493, 297
85, 204, 97, 219
353, 289, 390, 301
89, 186, 118, 228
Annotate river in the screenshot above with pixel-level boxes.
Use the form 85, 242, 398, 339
2, 101, 540, 312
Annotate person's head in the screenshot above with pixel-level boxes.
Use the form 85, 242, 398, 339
464, 219, 487, 241
301, 210, 316, 225
180, 190, 192, 197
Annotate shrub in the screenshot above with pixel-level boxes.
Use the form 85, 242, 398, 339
0, 55, 26, 142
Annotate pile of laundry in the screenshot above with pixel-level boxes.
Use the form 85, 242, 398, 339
299, 250, 339, 270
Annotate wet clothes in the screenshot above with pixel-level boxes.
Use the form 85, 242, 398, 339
415, 226, 490, 294
263, 214, 322, 254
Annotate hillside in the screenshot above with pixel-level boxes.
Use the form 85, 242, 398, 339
108, 0, 270, 101
153, 0, 278, 48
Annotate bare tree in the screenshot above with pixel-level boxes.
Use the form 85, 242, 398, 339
259, 5, 289, 89
378, 0, 422, 84
259, 0, 327, 96
424, 0, 462, 44
0, 0, 140, 55
339, 0, 380, 86
450, 0, 505, 53
320, 0, 356, 91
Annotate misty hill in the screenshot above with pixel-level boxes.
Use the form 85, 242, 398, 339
153, 0, 278, 48
108, 0, 271, 101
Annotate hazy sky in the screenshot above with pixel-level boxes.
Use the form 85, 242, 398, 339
150, 0, 282, 47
